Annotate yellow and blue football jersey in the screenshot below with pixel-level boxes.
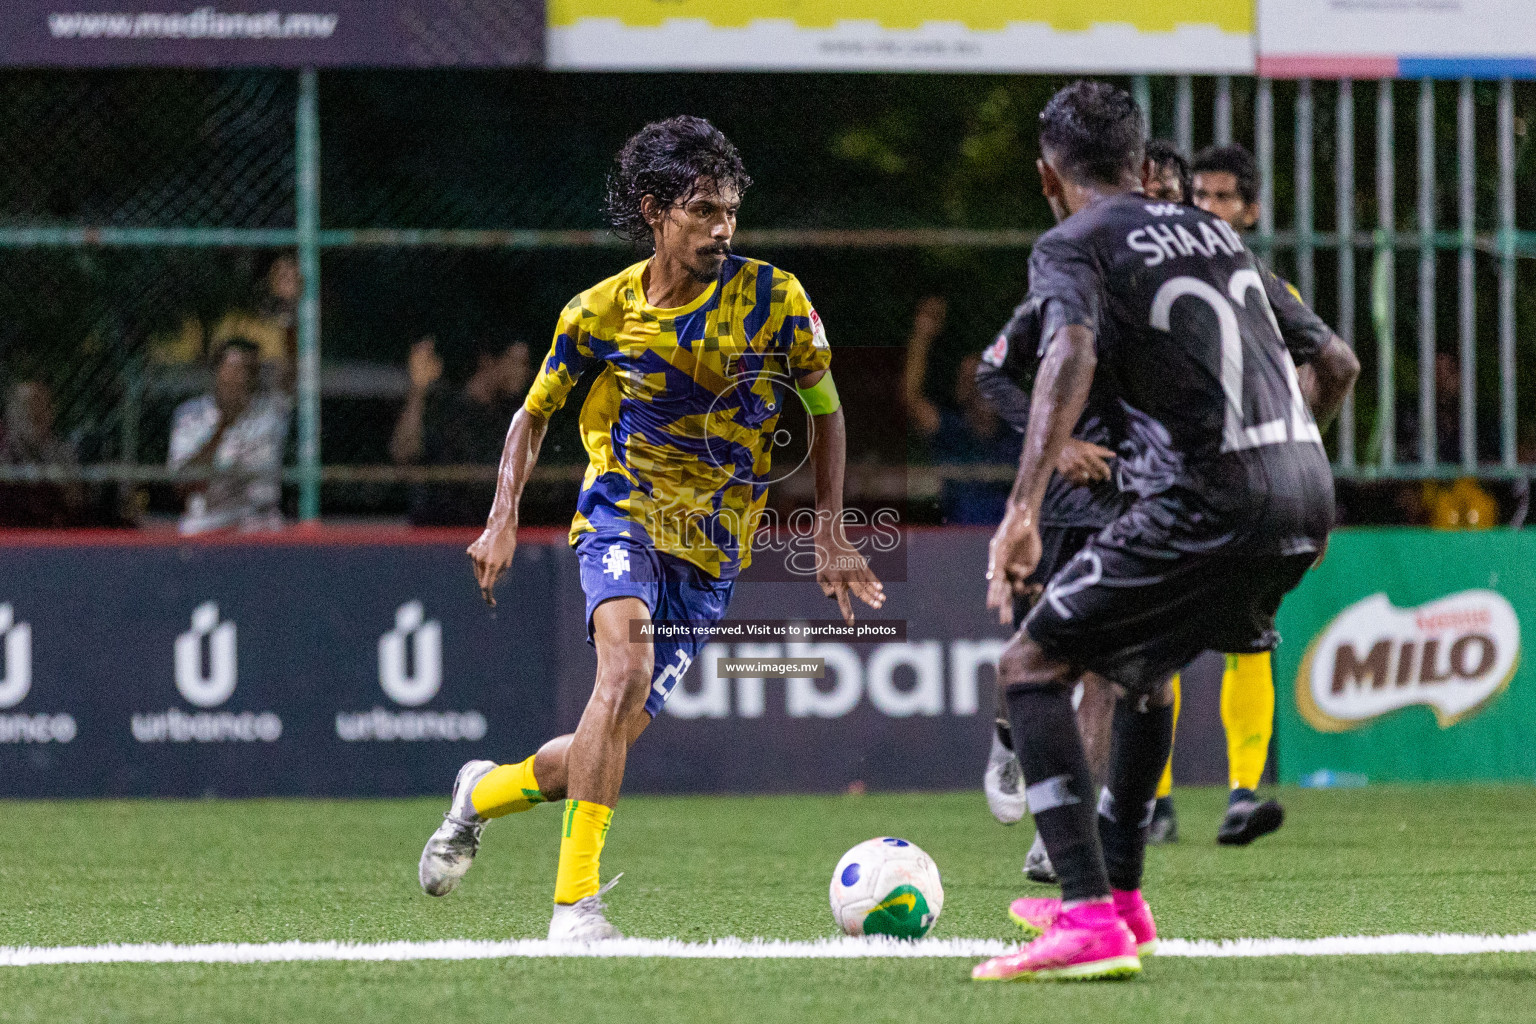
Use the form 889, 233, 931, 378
524, 255, 831, 578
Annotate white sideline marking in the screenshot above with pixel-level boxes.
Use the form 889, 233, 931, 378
4, 932, 1536, 966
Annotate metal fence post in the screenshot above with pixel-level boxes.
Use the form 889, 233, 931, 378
1215, 75, 1233, 146
1498, 78, 1517, 469
1458, 77, 1476, 473
1418, 79, 1437, 470
1176, 75, 1194, 158
1375, 79, 1396, 469
1257, 78, 1275, 263
1296, 79, 1315, 305
1133, 75, 1152, 135
1336, 80, 1356, 469
296, 69, 322, 522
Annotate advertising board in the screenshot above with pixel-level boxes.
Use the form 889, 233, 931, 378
0, 2, 542, 67
1258, 0, 1536, 79
548, 0, 1254, 73
1275, 530, 1536, 784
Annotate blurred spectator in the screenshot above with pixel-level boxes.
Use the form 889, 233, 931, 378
1144, 139, 1192, 204
168, 338, 291, 535
149, 253, 299, 389
1397, 351, 1500, 467
1395, 351, 1501, 527
390, 335, 531, 526
901, 296, 1020, 524
0, 380, 85, 527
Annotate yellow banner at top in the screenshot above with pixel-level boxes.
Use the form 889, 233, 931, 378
548, 0, 1255, 72
550, 0, 1251, 33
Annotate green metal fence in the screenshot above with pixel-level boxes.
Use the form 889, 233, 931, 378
0, 70, 1532, 523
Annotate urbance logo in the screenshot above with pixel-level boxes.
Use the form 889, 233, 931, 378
0, 603, 32, 709
0, 603, 76, 745
334, 602, 486, 743
132, 603, 281, 744
1297, 590, 1520, 732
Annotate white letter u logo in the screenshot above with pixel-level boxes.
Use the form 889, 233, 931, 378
0, 604, 32, 709
379, 601, 441, 707
175, 602, 237, 707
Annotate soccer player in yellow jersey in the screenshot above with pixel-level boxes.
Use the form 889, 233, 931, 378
417, 116, 884, 939
1155, 142, 1348, 845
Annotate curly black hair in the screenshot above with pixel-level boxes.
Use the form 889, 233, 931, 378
1191, 143, 1259, 206
1038, 80, 1146, 186
604, 116, 752, 248
1145, 139, 1192, 204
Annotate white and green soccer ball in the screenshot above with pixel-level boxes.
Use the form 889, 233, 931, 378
829, 837, 944, 939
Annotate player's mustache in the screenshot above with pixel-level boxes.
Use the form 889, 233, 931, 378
698, 243, 731, 257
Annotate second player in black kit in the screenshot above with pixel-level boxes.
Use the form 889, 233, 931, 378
972, 80, 1358, 982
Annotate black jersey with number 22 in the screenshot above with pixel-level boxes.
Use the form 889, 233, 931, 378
1030, 194, 1334, 554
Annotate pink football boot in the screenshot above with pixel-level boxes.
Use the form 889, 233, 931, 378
972, 901, 1141, 982
1009, 888, 1159, 956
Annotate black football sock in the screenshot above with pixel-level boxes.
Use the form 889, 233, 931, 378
1006, 683, 1111, 903
1099, 695, 1175, 893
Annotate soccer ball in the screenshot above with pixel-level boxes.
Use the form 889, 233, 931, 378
829, 837, 944, 939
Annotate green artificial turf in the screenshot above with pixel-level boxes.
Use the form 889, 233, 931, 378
1, 786, 1534, 1023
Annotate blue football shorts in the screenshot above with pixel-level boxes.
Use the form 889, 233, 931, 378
575, 533, 735, 718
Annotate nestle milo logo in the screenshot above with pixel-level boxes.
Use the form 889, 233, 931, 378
1297, 590, 1520, 732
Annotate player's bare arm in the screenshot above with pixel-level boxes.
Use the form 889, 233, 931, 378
468, 405, 550, 606
802, 366, 885, 625
1302, 335, 1361, 430
986, 323, 1096, 624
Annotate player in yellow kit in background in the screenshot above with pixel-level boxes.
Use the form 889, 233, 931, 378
415, 117, 884, 939
1151, 142, 1344, 845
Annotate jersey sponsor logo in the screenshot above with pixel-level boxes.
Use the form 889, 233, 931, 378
809, 308, 830, 351
981, 332, 1008, 368
0, 602, 76, 745
1143, 203, 1187, 217
1296, 591, 1520, 732
603, 543, 631, 580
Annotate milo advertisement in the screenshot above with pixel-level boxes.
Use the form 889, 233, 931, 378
1275, 530, 1536, 784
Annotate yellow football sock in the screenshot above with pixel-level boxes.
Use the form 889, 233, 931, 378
470, 756, 548, 819
1155, 672, 1181, 799
553, 799, 613, 905
1221, 652, 1275, 792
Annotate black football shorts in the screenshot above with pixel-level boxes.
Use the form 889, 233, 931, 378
1022, 516, 1317, 693
1012, 525, 1102, 631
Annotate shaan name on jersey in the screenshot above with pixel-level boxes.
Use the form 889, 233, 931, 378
523, 254, 830, 579
1125, 203, 1249, 267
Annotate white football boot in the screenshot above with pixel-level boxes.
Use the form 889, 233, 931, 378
1023, 832, 1058, 884
548, 875, 623, 942
984, 732, 1027, 825
418, 759, 497, 896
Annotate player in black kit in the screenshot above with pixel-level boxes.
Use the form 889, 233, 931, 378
971, 82, 1358, 983
978, 140, 1196, 882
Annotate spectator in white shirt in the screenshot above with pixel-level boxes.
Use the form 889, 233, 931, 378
168, 338, 291, 535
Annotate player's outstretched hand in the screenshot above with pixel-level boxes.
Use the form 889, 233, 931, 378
1055, 439, 1116, 486
986, 508, 1042, 626
467, 522, 518, 607
815, 537, 885, 625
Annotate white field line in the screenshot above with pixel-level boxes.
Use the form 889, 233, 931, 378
4, 932, 1536, 966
